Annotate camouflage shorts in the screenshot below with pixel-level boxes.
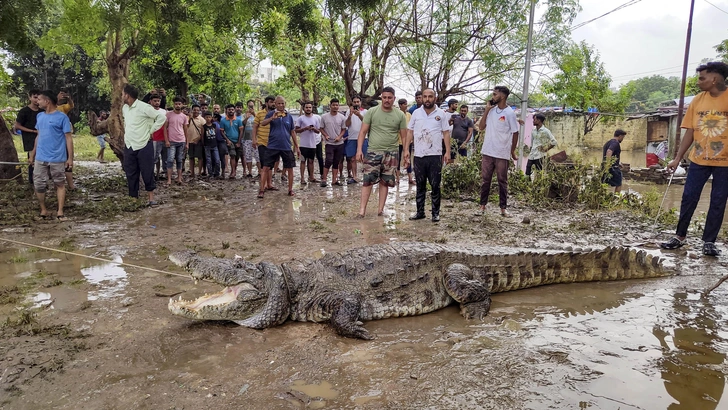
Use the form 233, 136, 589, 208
362, 150, 398, 187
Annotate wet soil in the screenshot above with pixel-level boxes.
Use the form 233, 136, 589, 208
1, 162, 727, 409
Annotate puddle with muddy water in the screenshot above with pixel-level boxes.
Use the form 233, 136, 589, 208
0, 246, 129, 310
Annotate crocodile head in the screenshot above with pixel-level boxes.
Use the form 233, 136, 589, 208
168, 251, 288, 325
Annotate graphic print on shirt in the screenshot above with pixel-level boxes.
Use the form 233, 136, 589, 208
699, 111, 728, 139
416, 128, 434, 151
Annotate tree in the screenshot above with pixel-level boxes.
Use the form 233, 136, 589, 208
396, 0, 579, 103
716, 39, 728, 62
323, 0, 410, 104
544, 41, 633, 134
623, 75, 681, 112
0, 0, 45, 54
41, 0, 318, 160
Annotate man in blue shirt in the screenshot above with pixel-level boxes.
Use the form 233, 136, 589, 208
29, 90, 74, 221
259, 96, 300, 197
220, 104, 244, 179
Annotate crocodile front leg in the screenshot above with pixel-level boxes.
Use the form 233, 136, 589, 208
444, 263, 491, 320
330, 295, 372, 340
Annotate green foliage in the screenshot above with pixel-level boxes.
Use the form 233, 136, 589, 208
441, 154, 482, 200
0, 0, 45, 53
619, 189, 678, 226
544, 41, 632, 114
716, 39, 728, 62
398, 0, 579, 103
624, 75, 682, 113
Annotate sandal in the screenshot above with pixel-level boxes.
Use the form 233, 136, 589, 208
257, 190, 265, 199
267, 186, 280, 191
333, 181, 343, 186
36, 214, 50, 221
288, 190, 295, 197
56, 214, 69, 222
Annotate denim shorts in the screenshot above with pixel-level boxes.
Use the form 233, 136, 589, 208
166, 141, 185, 170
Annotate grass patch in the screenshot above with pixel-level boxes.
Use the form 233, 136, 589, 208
58, 238, 76, 252
13, 132, 118, 162
8, 255, 28, 264
0, 286, 21, 305
309, 220, 331, 233
155, 245, 169, 257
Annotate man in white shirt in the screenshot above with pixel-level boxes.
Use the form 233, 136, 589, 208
294, 101, 321, 184
344, 95, 367, 184
477, 86, 519, 217
403, 89, 451, 222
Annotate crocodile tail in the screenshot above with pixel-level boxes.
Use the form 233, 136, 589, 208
479, 247, 672, 293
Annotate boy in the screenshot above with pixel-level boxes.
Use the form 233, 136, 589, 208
202, 112, 222, 178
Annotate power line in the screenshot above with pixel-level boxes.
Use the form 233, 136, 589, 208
611, 61, 703, 79
571, 0, 644, 31
704, 0, 728, 15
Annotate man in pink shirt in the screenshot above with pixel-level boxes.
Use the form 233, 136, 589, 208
165, 96, 189, 185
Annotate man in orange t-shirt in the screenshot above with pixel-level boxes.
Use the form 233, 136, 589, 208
661, 62, 728, 256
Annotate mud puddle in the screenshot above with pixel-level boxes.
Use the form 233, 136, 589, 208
0, 246, 129, 311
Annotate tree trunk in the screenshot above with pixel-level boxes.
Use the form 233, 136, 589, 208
0, 115, 22, 183
106, 52, 131, 162
88, 111, 109, 136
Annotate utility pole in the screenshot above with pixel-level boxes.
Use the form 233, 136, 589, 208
517, 0, 536, 170
674, 0, 696, 157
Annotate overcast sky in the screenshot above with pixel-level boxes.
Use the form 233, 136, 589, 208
572, 0, 728, 85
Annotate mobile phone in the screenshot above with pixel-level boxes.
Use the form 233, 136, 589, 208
489, 99, 496, 106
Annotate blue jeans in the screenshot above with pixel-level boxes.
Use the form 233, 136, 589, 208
167, 141, 185, 171
205, 146, 221, 177
153, 141, 167, 171
676, 162, 728, 243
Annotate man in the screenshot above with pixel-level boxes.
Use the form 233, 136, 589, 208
408, 91, 423, 114
149, 94, 168, 179
187, 104, 206, 178
121, 84, 166, 204
526, 113, 557, 177
602, 129, 627, 193
295, 101, 321, 184
403, 89, 451, 222
14, 89, 42, 185
661, 62, 728, 257
165, 96, 189, 185
478, 85, 519, 217
260, 96, 299, 197
398, 98, 414, 184
220, 104, 244, 179
235, 102, 244, 120
320, 98, 347, 187
242, 104, 261, 178
247, 100, 255, 111
450, 104, 474, 158
344, 95, 367, 184
29, 90, 73, 221
96, 110, 109, 163
355, 86, 407, 217
253, 96, 277, 192
142, 88, 167, 108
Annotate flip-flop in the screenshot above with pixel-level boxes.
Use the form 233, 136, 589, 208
36, 214, 50, 221
56, 215, 69, 222
288, 190, 295, 196
267, 186, 280, 191
257, 190, 265, 199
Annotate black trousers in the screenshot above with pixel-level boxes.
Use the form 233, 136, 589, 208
124, 140, 156, 198
316, 141, 324, 176
414, 155, 442, 216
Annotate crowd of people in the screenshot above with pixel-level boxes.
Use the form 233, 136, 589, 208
12, 61, 728, 258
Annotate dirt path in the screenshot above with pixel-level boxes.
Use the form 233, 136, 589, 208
1, 164, 727, 409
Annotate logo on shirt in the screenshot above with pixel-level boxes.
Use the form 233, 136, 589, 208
498, 116, 506, 122
435, 116, 441, 121
699, 112, 727, 138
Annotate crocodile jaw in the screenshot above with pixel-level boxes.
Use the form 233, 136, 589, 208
168, 283, 267, 321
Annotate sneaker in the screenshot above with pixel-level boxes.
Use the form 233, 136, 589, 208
703, 242, 721, 257
660, 237, 685, 250
409, 213, 426, 220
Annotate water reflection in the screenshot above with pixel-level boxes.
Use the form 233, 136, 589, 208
655, 292, 726, 410
80, 255, 128, 300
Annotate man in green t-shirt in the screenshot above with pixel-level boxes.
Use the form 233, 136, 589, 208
355, 86, 407, 217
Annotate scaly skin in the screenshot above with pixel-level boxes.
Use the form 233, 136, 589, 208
169, 243, 674, 339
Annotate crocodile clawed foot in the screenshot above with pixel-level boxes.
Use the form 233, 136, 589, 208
335, 324, 374, 340
460, 300, 491, 321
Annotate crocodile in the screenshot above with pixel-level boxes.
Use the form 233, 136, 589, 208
168, 242, 673, 339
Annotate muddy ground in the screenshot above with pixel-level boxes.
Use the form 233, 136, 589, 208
1, 162, 727, 409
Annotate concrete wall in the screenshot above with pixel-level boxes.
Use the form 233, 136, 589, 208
543, 113, 647, 154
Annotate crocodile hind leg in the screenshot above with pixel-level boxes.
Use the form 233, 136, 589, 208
444, 263, 491, 320
329, 296, 373, 340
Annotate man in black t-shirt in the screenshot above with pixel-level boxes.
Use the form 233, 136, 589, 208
450, 104, 475, 158
602, 129, 627, 193
14, 89, 42, 185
